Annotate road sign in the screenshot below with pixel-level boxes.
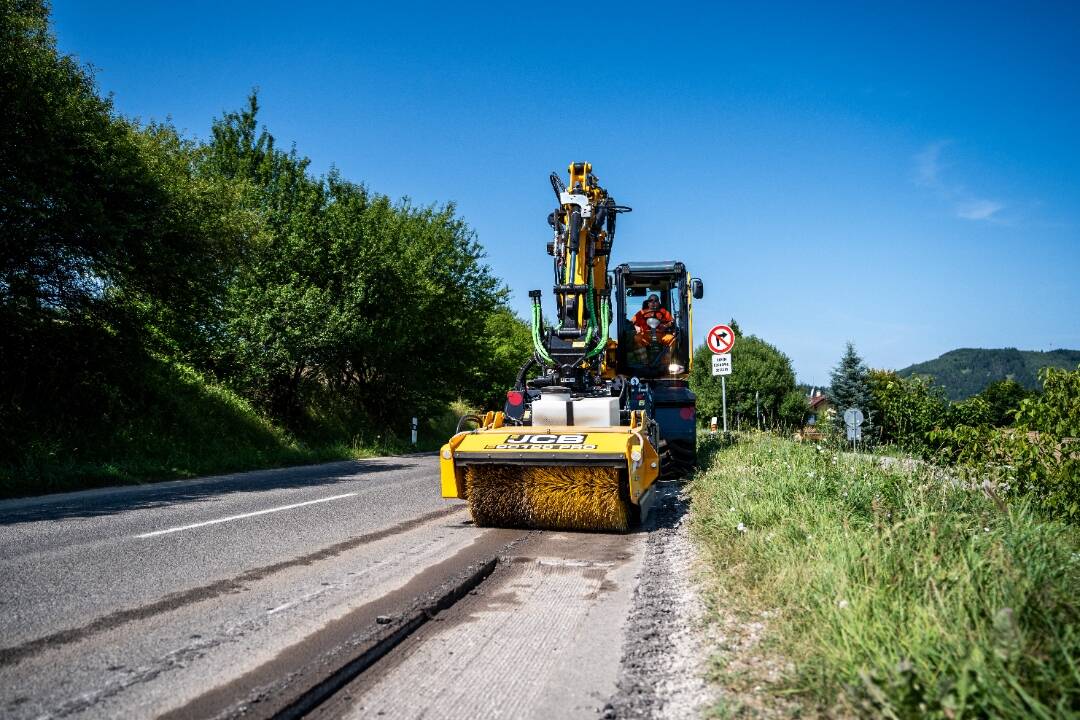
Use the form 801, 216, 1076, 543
711, 353, 732, 376
707, 324, 735, 354
843, 407, 864, 429
846, 425, 862, 441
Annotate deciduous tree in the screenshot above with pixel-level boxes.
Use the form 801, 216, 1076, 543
690, 322, 802, 429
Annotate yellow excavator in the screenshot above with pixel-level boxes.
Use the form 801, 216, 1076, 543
439, 163, 704, 531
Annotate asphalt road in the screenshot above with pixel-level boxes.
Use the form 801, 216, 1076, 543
0, 455, 656, 719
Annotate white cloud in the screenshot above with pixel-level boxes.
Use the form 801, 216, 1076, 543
913, 141, 1005, 223
914, 140, 948, 189
955, 199, 1004, 221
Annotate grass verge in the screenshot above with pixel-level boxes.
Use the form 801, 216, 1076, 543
0, 356, 429, 499
691, 432, 1080, 718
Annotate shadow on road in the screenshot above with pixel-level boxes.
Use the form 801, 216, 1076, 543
0, 459, 417, 526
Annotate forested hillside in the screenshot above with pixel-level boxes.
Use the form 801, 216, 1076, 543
897, 348, 1080, 400
0, 2, 529, 496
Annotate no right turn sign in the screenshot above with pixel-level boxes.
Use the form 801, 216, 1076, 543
706, 325, 735, 354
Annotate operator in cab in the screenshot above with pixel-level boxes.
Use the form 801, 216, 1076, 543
633, 293, 675, 350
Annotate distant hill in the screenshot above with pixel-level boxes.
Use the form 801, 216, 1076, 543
897, 348, 1080, 401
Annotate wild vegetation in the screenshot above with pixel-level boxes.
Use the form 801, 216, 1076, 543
798, 337, 1080, 526
0, 2, 529, 496
863, 364, 1080, 523
693, 432, 1080, 718
693, 341, 1080, 716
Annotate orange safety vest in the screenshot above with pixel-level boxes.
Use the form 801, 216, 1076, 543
633, 307, 673, 334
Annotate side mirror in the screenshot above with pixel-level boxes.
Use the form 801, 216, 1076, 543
692, 278, 704, 299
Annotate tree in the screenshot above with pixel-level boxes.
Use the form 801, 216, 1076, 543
201, 95, 509, 430
829, 343, 873, 436
466, 307, 532, 410
690, 321, 802, 429
0, 1, 527, 483
978, 378, 1032, 427
0, 1, 248, 463
779, 389, 811, 429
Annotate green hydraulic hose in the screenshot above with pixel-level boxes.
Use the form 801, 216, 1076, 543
586, 295, 610, 359
531, 303, 554, 365
581, 267, 596, 348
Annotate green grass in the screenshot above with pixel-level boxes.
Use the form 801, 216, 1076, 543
691, 432, 1080, 718
0, 356, 413, 499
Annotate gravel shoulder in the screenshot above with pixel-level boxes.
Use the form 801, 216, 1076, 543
607, 481, 720, 719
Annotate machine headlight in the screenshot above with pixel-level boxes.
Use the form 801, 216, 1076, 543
668, 363, 685, 374
441, 449, 452, 459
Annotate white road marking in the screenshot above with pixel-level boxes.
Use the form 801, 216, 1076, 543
135, 493, 358, 538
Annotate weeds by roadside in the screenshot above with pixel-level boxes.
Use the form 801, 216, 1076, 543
691, 432, 1080, 718
0, 357, 438, 499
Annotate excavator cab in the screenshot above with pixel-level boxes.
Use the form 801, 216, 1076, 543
614, 262, 703, 473
614, 262, 699, 378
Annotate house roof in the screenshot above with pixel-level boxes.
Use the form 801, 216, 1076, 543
809, 394, 831, 410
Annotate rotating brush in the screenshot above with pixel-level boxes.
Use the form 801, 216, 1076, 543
466, 465, 628, 532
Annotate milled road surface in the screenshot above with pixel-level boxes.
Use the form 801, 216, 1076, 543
310, 531, 645, 720
0, 456, 700, 719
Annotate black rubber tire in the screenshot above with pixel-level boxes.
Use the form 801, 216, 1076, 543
660, 438, 697, 479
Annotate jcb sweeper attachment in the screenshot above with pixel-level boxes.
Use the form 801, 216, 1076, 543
440, 412, 660, 532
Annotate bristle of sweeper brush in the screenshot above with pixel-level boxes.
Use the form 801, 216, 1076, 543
466, 465, 628, 531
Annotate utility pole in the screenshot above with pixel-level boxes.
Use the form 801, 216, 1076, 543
755, 391, 761, 431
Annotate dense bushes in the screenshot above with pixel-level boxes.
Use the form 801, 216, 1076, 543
932, 367, 1080, 522
868, 363, 1080, 523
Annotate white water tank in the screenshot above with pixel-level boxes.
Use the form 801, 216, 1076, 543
532, 392, 620, 427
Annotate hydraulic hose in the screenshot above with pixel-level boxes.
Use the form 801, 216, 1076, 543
586, 294, 610, 359
514, 357, 536, 391
581, 266, 597, 348
531, 302, 554, 366
456, 414, 483, 433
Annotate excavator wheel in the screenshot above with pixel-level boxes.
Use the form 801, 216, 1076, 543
659, 438, 697, 480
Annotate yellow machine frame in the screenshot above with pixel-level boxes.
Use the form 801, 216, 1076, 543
439, 410, 659, 507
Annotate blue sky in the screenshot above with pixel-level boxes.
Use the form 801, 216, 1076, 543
51, 1, 1080, 385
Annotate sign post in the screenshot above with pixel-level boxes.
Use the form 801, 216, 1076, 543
722, 376, 727, 432
707, 325, 736, 433
843, 407, 864, 452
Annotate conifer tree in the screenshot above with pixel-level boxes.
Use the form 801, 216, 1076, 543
829, 342, 873, 435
